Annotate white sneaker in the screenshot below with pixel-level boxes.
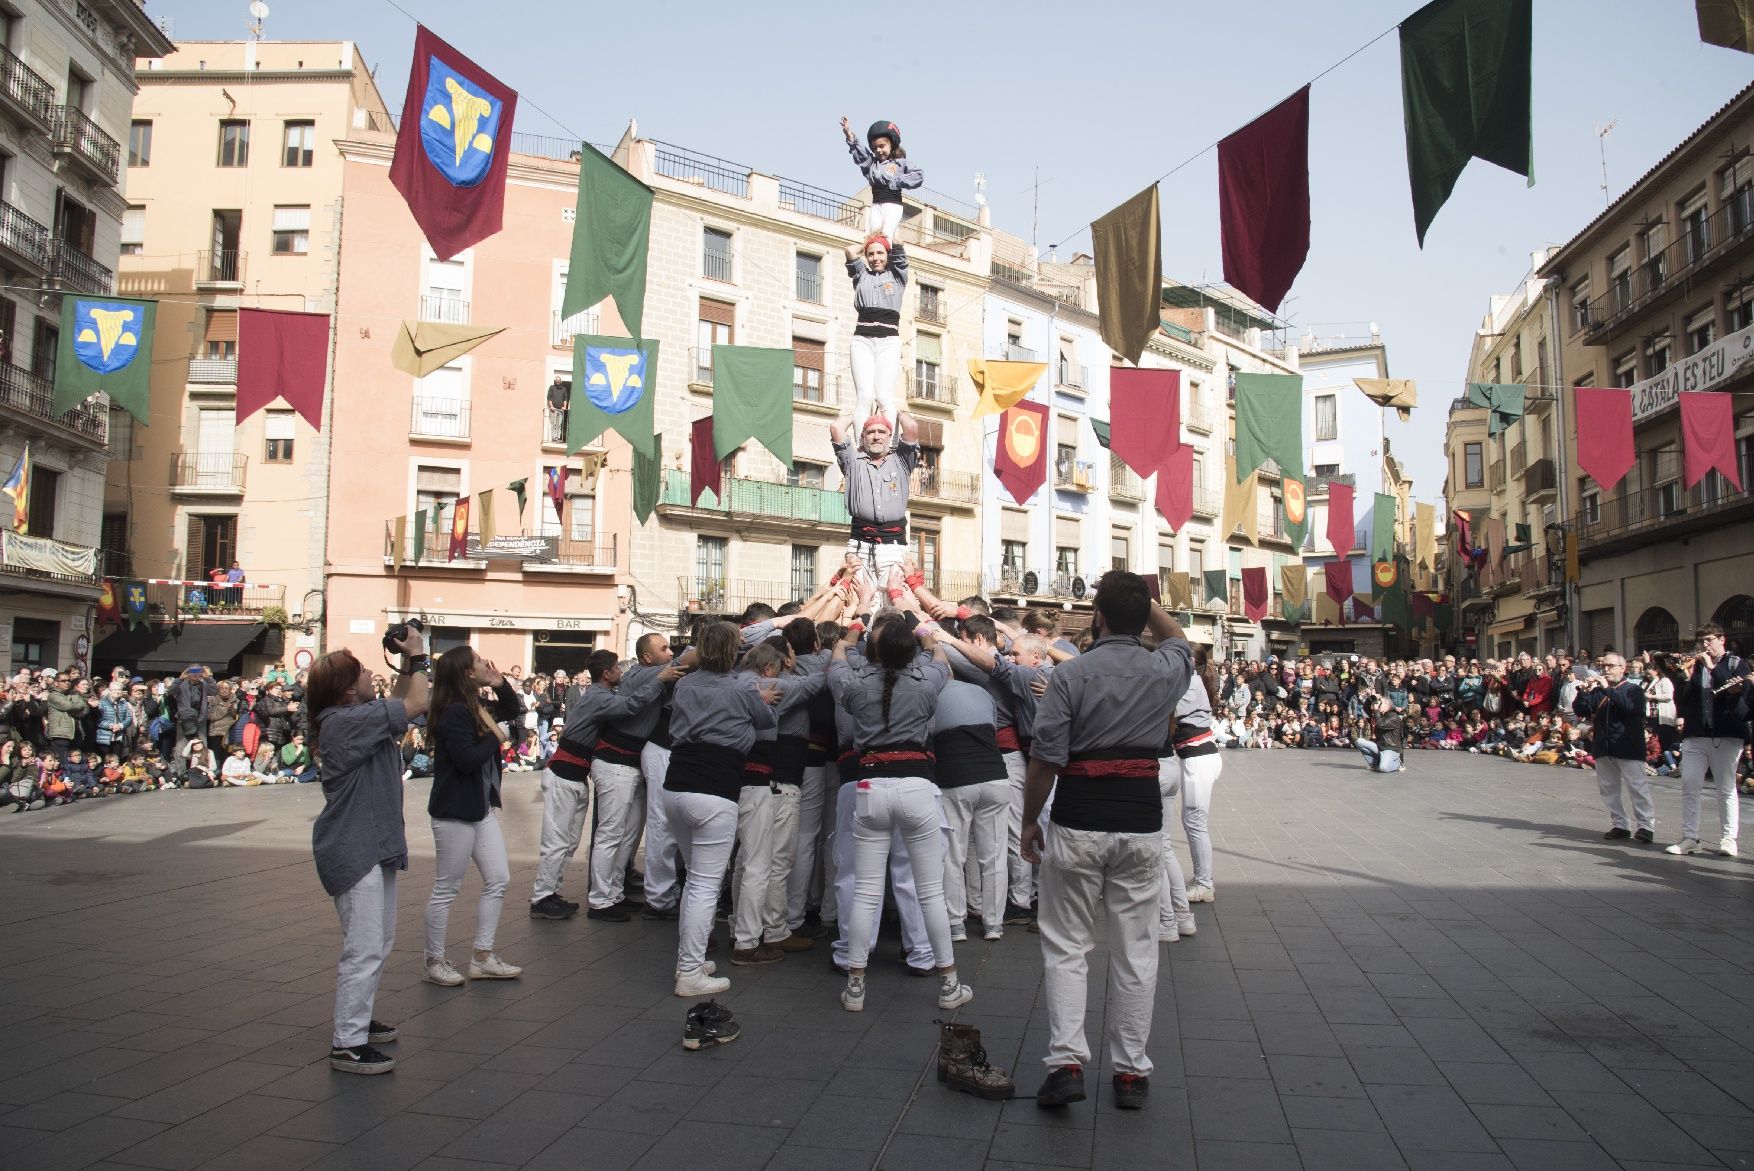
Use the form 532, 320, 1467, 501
424, 958, 465, 987
841, 974, 866, 1013
949, 924, 967, 942
1157, 925, 1180, 943
983, 927, 1003, 942
467, 953, 522, 980
936, 976, 974, 1011
1718, 837, 1739, 858
1666, 838, 1702, 855
674, 968, 730, 998
1177, 913, 1197, 937
1185, 883, 1215, 903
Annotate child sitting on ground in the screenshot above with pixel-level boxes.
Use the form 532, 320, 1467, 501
38, 753, 71, 804
182, 742, 217, 789
280, 732, 317, 783
101, 753, 125, 794
122, 751, 150, 793
220, 745, 258, 786
60, 748, 97, 798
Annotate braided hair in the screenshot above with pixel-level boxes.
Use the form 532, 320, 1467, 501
871, 618, 917, 733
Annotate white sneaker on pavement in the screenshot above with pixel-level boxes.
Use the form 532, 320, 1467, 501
1665, 838, 1702, 855
674, 968, 730, 998
1718, 837, 1739, 858
1177, 913, 1197, 937
1185, 883, 1215, 903
423, 958, 465, 987
467, 953, 522, 980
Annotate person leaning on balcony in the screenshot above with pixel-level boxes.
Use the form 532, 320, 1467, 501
831, 411, 920, 582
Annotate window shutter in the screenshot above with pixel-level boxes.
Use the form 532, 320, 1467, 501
915, 332, 942, 363
792, 336, 824, 370
1001, 508, 1029, 543
204, 310, 238, 343
1054, 516, 1080, 547
914, 418, 943, 449
416, 465, 460, 493
699, 298, 735, 327
273, 205, 310, 231
264, 410, 295, 440
1056, 414, 1078, 446
122, 205, 144, 243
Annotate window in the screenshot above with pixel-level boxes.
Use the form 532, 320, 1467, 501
695, 536, 727, 606
1057, 340, 1080, 388
794, 252, 822, 303
696, 298, 734, 382
415, 466, 461, 554
271, 205, 310, 255
790, 545, 817, 599
99, 512, 129, 577
1189, 544, 1204, 580
1680, 188, 1710, 263
914, 332, 942, 400
1111, 534, 1129, 572
1644, 335, 1671, 377
703, 227, 732, 282
918, 283, 943, 324
1313, 394, 1337, 442
787, 461, 826, 490
1732, 294, 1754, 334
10, 617, 57, 669
32, 317, 57, 381
65, 68, 89, 111
1581, 490, 1600, 525
209, 209, 241, 279
26, 465, 58, 536
1313, 462, 1339, 478
1055, 546, 1079, 579
792, 337, 824, 402
1640, 222, 1668, 287
185, 514, 236, 581
1464, 442, 1483, 489
204, 309, 237, 359
1613, 351, 1638, 388
128, 120, 151, 166
1055, 443, 1078, 486
217, 120, 250, 167
1607, 246, 1632, 311
1740, 434, 1754, 493
264, 411, 295, 463
120, 205, 144, 256
1570, 278, 1592, 332
1724, 156, 1754, 236
282, 120, 315, 167
1687, 308, 1716, 355
913, 530, 939, 592
1001, 540, 1027, 577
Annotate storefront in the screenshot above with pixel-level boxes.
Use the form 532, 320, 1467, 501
377, 608, 613, 674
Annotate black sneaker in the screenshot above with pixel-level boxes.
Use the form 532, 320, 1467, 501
1036, 1064, 1086, 1107
586, 903, 631, 922
1634, 827, 1655, 844
329, 1043, 395, 1075
529, 894, 577, 920
802, 918, 835, 941
366, 1020, 398, 1044
1604, 826, 1632, 840
1003, 901, 1034, 926
683, 999, 740, 1050
554, 895, 581, 913
1113, 1072, 1149, 1109
641, 903, 679, 921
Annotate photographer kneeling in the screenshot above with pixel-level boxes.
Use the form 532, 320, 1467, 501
308, 626, 430, 1075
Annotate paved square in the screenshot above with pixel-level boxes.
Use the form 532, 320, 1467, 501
2, 748, 1752, 1170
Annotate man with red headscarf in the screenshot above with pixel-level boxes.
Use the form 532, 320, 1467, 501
831, 410, 920, 582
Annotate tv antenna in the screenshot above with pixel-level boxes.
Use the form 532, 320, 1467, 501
1595, 121, 1616, 207
247, 0, 269, 40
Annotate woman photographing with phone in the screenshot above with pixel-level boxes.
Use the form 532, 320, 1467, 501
423, 648, 525, 988
307, 628, 429, 1075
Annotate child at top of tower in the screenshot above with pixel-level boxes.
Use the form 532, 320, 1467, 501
841, 117, 922, 240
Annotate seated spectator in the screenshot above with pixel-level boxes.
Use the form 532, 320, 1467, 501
183, 743, 217, 789
38, 753, 71, 804
280, 732, 318, 783
98, 753, 124, 794
61, 748, 99, 798
220, 745, 258, 786
122, 751, 151, 793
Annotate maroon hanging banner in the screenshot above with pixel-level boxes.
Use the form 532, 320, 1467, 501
1218, 86, 1311, 313
1681, 392, 1742, 490
1154, 442, 1195, 532
1573, 386, 1636, 491
690, 415, 720, 505
1327, 481, 1355, 558
237, 308, 329, 428
1325, 560, 1354, 607
1108, 367, 1183, 480
995, 400, 1050, 504
1241, 566, 1269, 622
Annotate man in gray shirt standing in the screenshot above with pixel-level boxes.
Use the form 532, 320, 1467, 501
831, 410, 920, 581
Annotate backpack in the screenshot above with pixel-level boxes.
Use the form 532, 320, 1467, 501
148, 714, 172, 742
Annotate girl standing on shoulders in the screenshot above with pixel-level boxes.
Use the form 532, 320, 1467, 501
841, 117, 921, 240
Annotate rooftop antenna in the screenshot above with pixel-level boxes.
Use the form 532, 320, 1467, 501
247, 0, 269, 40
1595, 120, 1616, 207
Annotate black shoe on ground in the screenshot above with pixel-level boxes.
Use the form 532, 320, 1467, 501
366, 1020, 398, 1044
330, 1043, 395, 1075
683, 999, 740, 1050
1604, 826, 1632, 840
1003, 901, 1033, 926
626, 868, 645, 890
529, 894, 577, 920
1634, 827, 1655, 844
554, 895, 581, 913
1036, 1064, 1086, 1107
1113, 1072, 1149, 1109
641, 903, 679, 921
587, 903, 631, 922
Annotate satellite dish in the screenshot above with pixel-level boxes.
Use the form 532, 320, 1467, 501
249, 1, 270, 17
1071, 576, 1087, 600
1021, 570, 1039, 597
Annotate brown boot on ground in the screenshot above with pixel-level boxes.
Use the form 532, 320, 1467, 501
936, 1020, 1014, 1100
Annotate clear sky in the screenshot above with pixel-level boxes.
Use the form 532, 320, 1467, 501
159, 0, 1752, 503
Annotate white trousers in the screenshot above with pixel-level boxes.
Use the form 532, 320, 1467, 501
531, 773, 590, 903
940, 779, 1010, 933
1157, 761, 1191, 927
817, 763, 843, 922
1594, 756, 1655, 832
426, 813, 509, 959
849, 333, 900, 428
588, 760, 643, 909
1003, 751, 1038, 907
1680, 736, 1744, 842
733, 784, 777, 950
863, 200, 903, 239
1178, 752, 1221, 889
665, 788, 736, 977
1038, 822, 1160, 1076
785, 765, 828, 931
845, 776, 955, 972
830, 778, 931, 966
332, 864, 397, 1049
763, 781, 802, 943
641, 743, 680, 912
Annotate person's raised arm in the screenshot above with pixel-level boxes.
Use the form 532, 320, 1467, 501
935, 627, 997, 671
1145, 599, 1187, 644
391, 630, 430, 721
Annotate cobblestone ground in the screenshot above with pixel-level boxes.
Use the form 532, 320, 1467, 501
1, 748, 1752, 1170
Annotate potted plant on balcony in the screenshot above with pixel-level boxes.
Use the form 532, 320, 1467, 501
260, 605, 289, 629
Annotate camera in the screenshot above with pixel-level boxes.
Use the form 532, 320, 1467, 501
383, 616, 425, 656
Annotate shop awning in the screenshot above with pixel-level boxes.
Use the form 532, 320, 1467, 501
94, 622, 267, 675
1487, 615, 1529, 637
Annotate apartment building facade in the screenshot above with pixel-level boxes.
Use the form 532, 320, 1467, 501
1542, 80, 1754, 656
103, 40, 389, 674
0, 0, 170, 675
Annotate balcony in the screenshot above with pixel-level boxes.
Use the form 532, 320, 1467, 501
1523, 457, 1556, 500
419, 294, 470, 325
910, 465, 979, 505
48, 241, 113, 294
1191, 486, 1222, 517
1109, 463, 1146, 502
0, 530, 100, 589
651, 140, 751, 199
1307, 472, 1355, 497
776, 176, 863, 228
1579, 198, 1754, 342
659, 470, 850, 530
982, 564, 1094, 601
1488, 458, 1505, 492
49, 105, 119, 185
1183, 399, 1217, 434
1054, 457, 1096, 492
690, 346, 716, 388
410, 396, 472, 441
187, 356, 238, 385
0, 201, 51, 272
170, 452, 246, 494
917, 294, 946, 326
195, 249, 245, 290
549, 309, 600, 347
0, 46, 54, 129
145, 580, 288, 620
1055, 363, 1090, 391
0, 361, 106, 444
1004, 345, 1040, 362
792, 366, 851, 412
1569, 474, 1754, 558
389, 528, 617, 572
907, 371, 958, 409
678, 576, 791, 616
1508, 442, 1525, 474
794, 270, 823, 303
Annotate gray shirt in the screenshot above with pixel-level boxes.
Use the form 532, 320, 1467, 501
990, 653, 1051, 739
670, 670, 777, 755
564, 676, 663, 748
777, 653, 832, 738
311, 698, 410, 897
933, 678, 996, 734
1032, 635, 1193, 767
1173, 674, 1215, 738
607, 663, 669, 741
828, 652, 950, 750
834, 439, 919, 524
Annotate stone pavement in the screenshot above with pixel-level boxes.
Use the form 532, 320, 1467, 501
2, 749, 1752, 1170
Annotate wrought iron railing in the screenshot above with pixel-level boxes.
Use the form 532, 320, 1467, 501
419, 294, 470, 325
795, 269, 823, 303
196, 249, 244, 285
146, 580, 286, 618
1566, 473, 1754, 553
0, 45, 54, 123
651, 140, 750, 198
187, 357, 237, 384
50, 104, 121, 183
170, 452, 246, 491
0, 200, 50, 268
703, 248, 733, 283
1579, 198, 1754, 338
50, 241, 113, 293
911, 466, 979, 504
908, 371, 957, 407
550, 308, 600, 347
410, 397, 472, 439
0, 361, 106, 441
661, 470, 850, 526
917, 293, 946, 325
776, 176, 863, 227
